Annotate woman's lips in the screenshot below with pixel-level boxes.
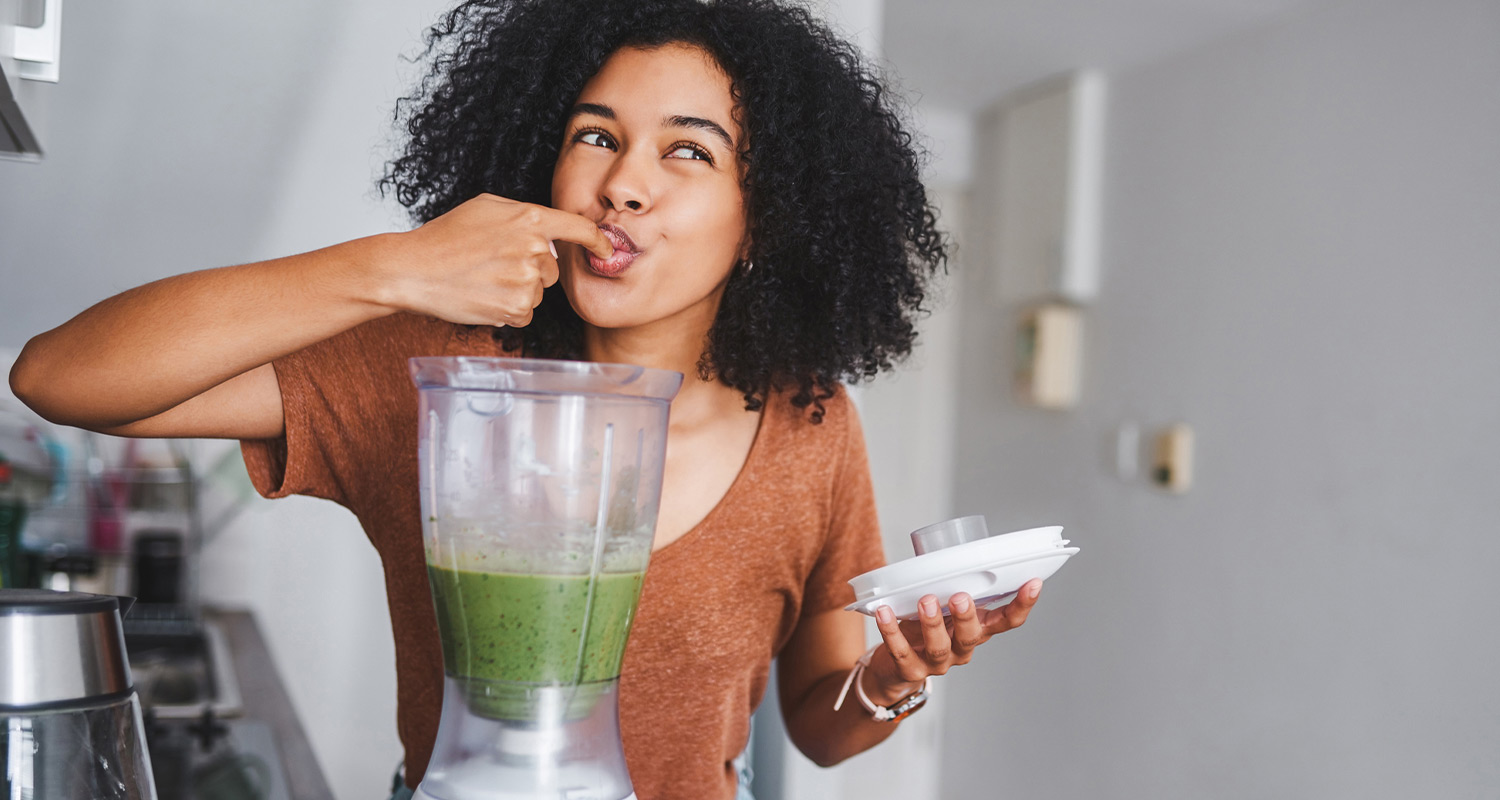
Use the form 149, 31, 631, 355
588, 224, 640, 277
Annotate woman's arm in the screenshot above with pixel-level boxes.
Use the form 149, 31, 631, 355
9, 195, 612, 439
777, 581, 1043, 766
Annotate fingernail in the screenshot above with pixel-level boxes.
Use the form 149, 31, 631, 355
876, 606, 894, 624
1029, 581, 1043, 599
952, 595, 970, 613
548, 240, 558, 258
921, 597, 939, 618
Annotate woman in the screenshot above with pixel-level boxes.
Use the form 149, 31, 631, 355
10, 1, 1044, 798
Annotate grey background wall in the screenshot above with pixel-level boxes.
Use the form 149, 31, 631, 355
939, 0, 1500, 797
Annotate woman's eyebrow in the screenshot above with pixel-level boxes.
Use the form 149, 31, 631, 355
665, 115, 734, 150
569, 102, 615, 120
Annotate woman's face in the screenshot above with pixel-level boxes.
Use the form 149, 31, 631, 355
551, 43, 748, 335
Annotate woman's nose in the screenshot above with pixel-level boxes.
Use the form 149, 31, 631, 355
599, 154, 653, 214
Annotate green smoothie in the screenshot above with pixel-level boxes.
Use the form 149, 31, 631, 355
426, 564, 645, 719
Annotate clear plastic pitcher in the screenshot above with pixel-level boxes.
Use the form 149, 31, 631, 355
409, 357, 681, 800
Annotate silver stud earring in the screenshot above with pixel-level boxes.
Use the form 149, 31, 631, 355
740, 259, 755, 275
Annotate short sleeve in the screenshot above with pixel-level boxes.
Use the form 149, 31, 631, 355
239, 348, 350, 507
238, 314, 461, 509
799, 394, 887, 617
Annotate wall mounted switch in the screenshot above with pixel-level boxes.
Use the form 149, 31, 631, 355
1152, 424, 1193, 493
1016, 301, 1082, 409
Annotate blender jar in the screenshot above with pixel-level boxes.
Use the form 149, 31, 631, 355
410, 357, 681, 800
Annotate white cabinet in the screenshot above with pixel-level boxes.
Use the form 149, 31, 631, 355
1, 0, 61, 159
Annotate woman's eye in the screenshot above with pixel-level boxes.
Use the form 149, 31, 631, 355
576, 130, 616, 149
667, 143, 713, 163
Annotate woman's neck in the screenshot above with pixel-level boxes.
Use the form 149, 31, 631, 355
583, 319, 750, 429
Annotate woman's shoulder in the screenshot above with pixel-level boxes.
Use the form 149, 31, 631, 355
760, 383, 861, 452
765, 382, 856, 421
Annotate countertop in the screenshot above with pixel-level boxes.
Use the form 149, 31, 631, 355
205, 608, 335, 800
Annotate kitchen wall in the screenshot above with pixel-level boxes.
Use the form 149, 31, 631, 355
939, 0, 1500, 797
1, 1, 450, 797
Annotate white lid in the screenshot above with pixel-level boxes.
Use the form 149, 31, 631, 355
845, 522, 1078, 620
850, 525, 1065, 600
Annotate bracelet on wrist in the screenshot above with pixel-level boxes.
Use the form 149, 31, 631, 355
832, 645, 933, 723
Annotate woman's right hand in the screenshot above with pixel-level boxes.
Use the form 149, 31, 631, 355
371, 194, 614, 328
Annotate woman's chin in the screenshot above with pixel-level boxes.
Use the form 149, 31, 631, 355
563, 281, 643, 331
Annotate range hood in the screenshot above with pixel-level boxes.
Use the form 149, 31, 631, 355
1, 0, 62, 160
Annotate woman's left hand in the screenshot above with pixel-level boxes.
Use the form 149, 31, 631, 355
863, 578, 1044, 704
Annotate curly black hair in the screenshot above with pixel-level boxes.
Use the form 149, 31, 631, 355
381, 0, 947, 422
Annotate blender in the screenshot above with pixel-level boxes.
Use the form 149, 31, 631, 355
409, 357, 682, 800
0, 589, 158, 799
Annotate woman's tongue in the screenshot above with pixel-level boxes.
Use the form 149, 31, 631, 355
589, 228, 639, 277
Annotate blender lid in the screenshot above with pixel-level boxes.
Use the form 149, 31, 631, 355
845, 521, 1079, 620
410, 356, 683, 401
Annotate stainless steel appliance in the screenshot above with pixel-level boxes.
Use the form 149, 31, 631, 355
0, 588, 159, 799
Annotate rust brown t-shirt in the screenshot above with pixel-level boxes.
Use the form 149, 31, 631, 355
240, 313, 885, 799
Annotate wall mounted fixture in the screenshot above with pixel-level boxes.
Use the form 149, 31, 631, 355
1152, 424, 1194, 493
1016, 302, 1083, 409
1, 0, 63, 159
983, 70, 1106, 306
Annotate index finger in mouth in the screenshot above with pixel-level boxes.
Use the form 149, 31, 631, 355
541, 207, 614, 258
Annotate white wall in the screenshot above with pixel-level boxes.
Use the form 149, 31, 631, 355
941, 0, 1500, 797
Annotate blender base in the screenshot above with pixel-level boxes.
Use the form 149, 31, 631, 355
418, 678, 636, 800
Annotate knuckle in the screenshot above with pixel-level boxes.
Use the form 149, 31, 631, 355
512, 261, 539, 282
925, 646, 950, 661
